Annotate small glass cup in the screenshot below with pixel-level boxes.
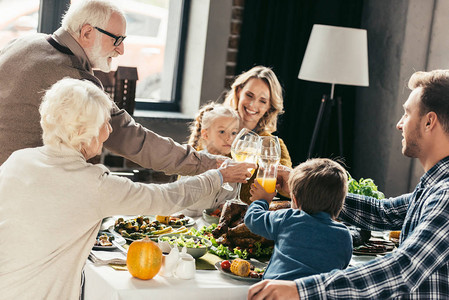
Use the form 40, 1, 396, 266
256, 162, 278, 193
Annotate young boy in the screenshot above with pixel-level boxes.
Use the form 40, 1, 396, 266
244, 158, 352, 280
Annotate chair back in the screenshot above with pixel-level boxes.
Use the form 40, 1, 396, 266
94, 66, 138, 115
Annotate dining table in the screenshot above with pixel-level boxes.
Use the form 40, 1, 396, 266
83, 216, 386, 300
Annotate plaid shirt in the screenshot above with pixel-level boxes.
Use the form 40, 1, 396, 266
296, 156, 449, 299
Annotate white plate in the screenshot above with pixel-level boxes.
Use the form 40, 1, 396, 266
174, 216, 195, 228
215, 260, 267, 282
93, 232, 117, 251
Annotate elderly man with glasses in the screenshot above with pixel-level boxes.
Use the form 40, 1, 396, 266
0, 0, 247, 182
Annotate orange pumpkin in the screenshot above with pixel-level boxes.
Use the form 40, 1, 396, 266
126, 237, 162, 280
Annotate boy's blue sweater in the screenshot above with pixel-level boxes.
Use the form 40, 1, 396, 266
245, 200, 352, 280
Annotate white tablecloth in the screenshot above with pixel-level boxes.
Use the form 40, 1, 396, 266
85, 216, 255, 300
83, 261, 253, 300
85, 216, 381, 300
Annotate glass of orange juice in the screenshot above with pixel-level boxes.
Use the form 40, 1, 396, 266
256, 162, 278, 193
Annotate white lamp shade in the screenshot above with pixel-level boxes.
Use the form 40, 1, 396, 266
298, 24, 369, 87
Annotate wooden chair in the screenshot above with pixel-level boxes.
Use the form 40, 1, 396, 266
94, 66, 138, 168
94, 66, 138, 115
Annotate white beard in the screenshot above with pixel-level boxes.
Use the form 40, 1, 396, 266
88, 37, 112, 72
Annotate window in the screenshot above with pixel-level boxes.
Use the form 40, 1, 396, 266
0, 0, 40, 50
0, 0, 188, 112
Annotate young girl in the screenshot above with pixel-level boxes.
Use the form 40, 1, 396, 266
178, 102, 241, 217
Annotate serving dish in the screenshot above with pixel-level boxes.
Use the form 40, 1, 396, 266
214, 260, 267, 282
353, 240, 395, 256
158, 233, 212, 259
202, 208, 220, 224
112, 215, 195, 243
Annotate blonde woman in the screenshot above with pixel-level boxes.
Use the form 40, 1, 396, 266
224, 66, 292, 203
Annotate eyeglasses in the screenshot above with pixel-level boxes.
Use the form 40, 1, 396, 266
94, 27, 126, 47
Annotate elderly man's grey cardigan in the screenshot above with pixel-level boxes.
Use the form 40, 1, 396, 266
0, 29, 216, 174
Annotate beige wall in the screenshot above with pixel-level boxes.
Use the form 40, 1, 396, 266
354, 0, 449, 197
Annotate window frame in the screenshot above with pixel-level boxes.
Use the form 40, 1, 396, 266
38, 0, 69, 34
37, 0, 189, 113
134, 0, 190, 112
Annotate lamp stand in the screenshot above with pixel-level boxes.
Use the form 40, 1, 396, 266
307, 84, 344, 158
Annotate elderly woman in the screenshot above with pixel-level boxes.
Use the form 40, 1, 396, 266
0, 78, 252, 299
224, 66, 292, 203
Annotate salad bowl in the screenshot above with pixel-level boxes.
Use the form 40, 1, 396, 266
158, 234, 212, 259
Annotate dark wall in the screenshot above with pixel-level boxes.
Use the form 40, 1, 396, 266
236, 0, 364, 169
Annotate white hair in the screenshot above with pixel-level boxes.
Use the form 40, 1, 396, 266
39, 78, 113, 151
61, 0, 125, 37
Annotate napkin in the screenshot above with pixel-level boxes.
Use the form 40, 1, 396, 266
195, 252, 222, 270
89, 250, 127, 265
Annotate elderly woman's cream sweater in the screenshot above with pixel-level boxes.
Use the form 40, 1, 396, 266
0, 145, 221, 300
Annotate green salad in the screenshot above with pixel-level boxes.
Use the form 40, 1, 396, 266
159, 234, 207, 248
348, 173, 385, 199
189, 224, 273, 259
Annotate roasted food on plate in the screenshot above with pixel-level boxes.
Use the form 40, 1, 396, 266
230, 258, 251, 277
211, 199, 288, 255
114, 215, 191, 241
353, 240, 395, 255
95, 233, 114, 247
218, 259, 265, 279
155, 214, 190, 226
388, 230, 400, 246
389, 230, 400, 239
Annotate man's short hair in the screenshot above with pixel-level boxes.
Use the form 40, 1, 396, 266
61, 0, 125, 37
288, 158, 348, 218
408, 70, 449, 134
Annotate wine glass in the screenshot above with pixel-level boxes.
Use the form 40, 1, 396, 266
258, 136, 281, 164
221, 159, 234, 191
230, 128, 260, 199
231, 129, 260, 174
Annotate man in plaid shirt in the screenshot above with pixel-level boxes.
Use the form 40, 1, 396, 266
248, 69, 449, 299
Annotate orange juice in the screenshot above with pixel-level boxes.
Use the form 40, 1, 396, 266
256, 177, 277, 193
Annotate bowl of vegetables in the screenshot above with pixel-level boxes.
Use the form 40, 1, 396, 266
158, 234, 212, 259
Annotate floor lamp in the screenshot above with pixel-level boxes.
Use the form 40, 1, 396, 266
298, 24, 369, 158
